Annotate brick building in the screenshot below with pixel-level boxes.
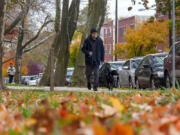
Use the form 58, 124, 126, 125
102, 16, 149, 62
118, 16, 149, 44
103, 20, 114, 62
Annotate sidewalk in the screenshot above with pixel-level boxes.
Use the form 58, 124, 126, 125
7, 86, 131, 93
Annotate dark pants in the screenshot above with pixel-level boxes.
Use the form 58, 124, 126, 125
9, 75, 14, 83
86, 64, 99, 88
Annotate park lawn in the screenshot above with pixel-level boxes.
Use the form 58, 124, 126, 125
0, 90, 180, 135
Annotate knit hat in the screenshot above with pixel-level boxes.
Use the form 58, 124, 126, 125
90, 28, 97, 33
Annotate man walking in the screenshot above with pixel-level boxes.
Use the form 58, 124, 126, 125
7, 63, 16, 84
82, 28, 104, 91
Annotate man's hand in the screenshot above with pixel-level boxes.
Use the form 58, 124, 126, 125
89, 51, 93, 56
101, 62, 104, 65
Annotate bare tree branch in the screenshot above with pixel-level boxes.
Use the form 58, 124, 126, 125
4, 0, 35, 35
21, 16, 53, 50
3, 39, 17, 44
2, 33, 55, 65
23, 33, 55, 53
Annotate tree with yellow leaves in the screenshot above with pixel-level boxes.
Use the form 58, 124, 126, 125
69, 32, 82, 67
114, 20, 169, 59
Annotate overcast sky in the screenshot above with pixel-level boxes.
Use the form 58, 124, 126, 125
33, 0, 156, 31
106, 0, 156, 18
80, 0, 156, 18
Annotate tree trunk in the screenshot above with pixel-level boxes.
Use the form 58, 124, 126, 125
40, 0, 63, 86
55, 0, 80, 86
14, 19, 24, 84
39, 34, 60, 85
0, 0, 6, 90
40, 0, 80, 86
71, 0, 107, 87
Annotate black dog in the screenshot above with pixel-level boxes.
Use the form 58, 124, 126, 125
104, 66, 114, 91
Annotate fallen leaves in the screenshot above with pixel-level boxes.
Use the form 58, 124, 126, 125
0, 90, 180, 135
110, 97, 125, 112
108, 122, 134, 135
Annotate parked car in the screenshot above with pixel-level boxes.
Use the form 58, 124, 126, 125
164, 41, 180, 88
99, 61, 125, 88
108, 61, 125, 72
119, 57, 144, 88
135, 53, 168, 89
21, 76, 31, 85
27, 75, 39, 86
66, 68, 74, 85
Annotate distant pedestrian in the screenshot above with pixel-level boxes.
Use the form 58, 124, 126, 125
7, 63, 16, 84
82, 28, 105, 91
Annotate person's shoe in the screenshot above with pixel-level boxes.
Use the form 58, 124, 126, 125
93, 87, 98, 91
88, 83, 91, 90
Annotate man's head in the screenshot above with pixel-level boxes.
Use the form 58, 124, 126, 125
90, 28, 98, 40
10, 63, 13, 67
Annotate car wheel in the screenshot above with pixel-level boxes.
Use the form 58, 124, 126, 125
135, 79, 140, 89
129, 78, 133, 89
150, 77, 156, 90
165, 73, 171, 89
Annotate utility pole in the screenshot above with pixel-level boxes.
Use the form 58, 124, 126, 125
172, 0, 176, 88
115, 0, 118, 61
168, 0, 172, 48
50, 48, 54, 91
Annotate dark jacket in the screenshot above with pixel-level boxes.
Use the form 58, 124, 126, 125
82, 36, 104, 66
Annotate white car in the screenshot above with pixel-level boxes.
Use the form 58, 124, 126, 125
66, 68, 74, 85
27, 76, 39, 86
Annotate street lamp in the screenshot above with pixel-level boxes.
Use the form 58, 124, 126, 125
115, 0, 118, 61
172, 0, 176, 88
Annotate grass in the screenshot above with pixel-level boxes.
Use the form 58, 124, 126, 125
0, 89, 179, 135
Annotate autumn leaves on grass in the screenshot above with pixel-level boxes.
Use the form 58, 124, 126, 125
1, 91, 180, 135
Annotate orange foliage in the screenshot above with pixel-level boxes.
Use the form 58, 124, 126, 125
108, 122, 134, 135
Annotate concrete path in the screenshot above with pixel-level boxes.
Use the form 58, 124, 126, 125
7, 86, 132, 93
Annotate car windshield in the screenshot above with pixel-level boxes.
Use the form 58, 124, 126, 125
153, 56, 164, 66
30, 76, 37, 80
67, 70, 74, 76
131, 59, 142, 69
110, 63, 124, 70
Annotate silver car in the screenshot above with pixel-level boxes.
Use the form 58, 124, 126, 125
108, 61, 126, 72
119, 57, 143, 88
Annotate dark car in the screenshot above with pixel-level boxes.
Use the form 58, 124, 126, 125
164, 41, 180, 88
135, 53, 168, 89
99, 61, 125, 88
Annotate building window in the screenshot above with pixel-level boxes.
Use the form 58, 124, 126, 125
130, 24, 135, 29
104, 46, 107, 54
104, 28, 107, 38
109, 46, 111, 55
124, 27, 126, 35
109, 28, 112, 37
119, 27, 126, 38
